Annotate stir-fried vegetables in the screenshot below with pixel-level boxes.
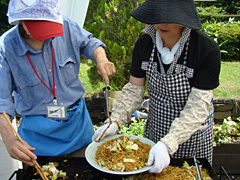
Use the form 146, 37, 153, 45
34, 162, 67, 180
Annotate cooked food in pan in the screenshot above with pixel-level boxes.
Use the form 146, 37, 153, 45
129, 161, 212, 180
34, 162, 67, 180
95, 135, 151, 172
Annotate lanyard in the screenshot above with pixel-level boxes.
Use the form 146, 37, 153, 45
26, 41, 56, 103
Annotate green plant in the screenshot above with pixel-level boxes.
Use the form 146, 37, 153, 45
197, 0, 240, 14
93, 118, 146, 137
216, 19, 240, 61
84, 0, 146, 90
213, 117, 240, 147
196, 4, 240, 23
214, 0, 240, 14
197, 6, 225, 14
93, 124, 99, 132
94, 115, 240, 147
0, 0, 10, 35
120, 118, 145, 137
200, 18, 240, 61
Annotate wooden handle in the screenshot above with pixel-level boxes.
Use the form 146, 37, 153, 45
2, 111, 48, 180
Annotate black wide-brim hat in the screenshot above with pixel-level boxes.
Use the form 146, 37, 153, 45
131, 0, 202, 30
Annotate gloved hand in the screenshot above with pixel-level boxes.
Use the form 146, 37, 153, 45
92, 122, 118, 142
146, 141, 170, 173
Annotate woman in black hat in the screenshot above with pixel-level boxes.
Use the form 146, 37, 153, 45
93, 0, 221, 173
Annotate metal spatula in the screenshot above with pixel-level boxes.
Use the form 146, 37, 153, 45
105, 81, 110, 117
97, 82, 113, 141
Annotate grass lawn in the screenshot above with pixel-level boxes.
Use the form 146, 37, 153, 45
79, 60, 240, 99
214, 61, 240, 99
79, 60, 106, 96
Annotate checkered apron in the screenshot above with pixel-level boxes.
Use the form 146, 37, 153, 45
143, 31, 214, 164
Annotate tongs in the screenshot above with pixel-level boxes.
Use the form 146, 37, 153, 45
221, 166, 232, 180
193, 155, 202, 180
97, 82, 113, 141
3, 111, 48, 180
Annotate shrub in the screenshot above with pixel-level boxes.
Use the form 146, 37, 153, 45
0, 0, 10, 35
93, 118, 146, 136
197, 0, 240, 14
120, 118, 145, 137
84, 0, 146, 90
201, 18, 240, 61
94, 116, 240, 147
214, 0, 240, 14
213, 117, 240, 146
216, 23, 240, 61
196, 5, 240, 22
197, 6, 225, 14
198, 13, 240, 22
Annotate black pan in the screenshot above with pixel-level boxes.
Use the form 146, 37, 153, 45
15, 156, 219, 180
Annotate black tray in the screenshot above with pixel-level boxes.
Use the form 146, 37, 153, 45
169, 158, 219, 180
16, 156, 124, 180
15, 157, 219, 180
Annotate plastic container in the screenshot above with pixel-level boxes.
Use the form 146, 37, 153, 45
132, 110, 148, 119
105, 91, 122, 112
141, 99, 149, 112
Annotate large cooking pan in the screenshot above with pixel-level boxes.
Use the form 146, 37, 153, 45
15, 156, 219, 180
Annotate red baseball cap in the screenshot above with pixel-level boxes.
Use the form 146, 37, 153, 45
23, 20, 64, 41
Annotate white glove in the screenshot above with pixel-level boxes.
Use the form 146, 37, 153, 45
92, 122, 118, 142
146, 141, 170, 173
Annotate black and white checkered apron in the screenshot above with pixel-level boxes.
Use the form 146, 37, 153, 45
144, 37, 214, 164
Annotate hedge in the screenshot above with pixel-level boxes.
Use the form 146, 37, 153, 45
199, 13, 240, 22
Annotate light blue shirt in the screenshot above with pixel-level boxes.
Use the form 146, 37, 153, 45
0, 16, 105, 118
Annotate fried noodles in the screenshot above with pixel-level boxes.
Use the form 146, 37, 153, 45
95, 136, 151, 172
131, 161, 212, 180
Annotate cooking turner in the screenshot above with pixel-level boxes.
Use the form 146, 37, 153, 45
97, 82, 113, 141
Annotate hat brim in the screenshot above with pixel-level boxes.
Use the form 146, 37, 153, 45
131, 0, 202, 30
23, 20, 63, 41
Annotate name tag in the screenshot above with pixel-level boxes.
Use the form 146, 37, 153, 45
47, 105, 67, 119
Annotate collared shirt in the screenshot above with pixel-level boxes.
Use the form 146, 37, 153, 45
0, 16, 105, 118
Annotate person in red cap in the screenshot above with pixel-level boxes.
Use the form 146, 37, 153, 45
93, 0, 221, 174
0, 0, 116, 168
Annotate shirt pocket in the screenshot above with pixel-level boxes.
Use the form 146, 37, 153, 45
17, 75, 47, 102
58, 57, 78, 85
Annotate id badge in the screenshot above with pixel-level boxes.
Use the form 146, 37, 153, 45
47, 105, 67, 120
